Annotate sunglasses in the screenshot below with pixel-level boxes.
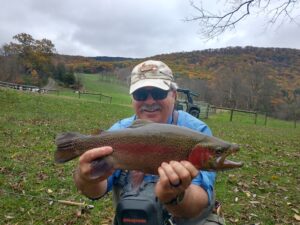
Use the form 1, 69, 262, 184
132, 88, 170, 101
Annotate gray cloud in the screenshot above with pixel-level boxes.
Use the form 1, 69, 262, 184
1, 0, 299, 58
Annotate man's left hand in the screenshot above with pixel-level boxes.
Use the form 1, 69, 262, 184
155, 160, 198, 204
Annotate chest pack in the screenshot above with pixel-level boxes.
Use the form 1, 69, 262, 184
113, 170, 171, 225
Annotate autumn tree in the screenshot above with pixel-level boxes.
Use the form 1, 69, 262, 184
242, 63, 278, 112
278, 88, 300, 120
53, 62, 76, 87
0, 33, 56, 85
187, 0, 300, 39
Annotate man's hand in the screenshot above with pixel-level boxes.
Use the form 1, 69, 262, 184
155, 160, 198, 204
155, 160, 209, 218
77, 146, 114, 182
74, 146, 114, 199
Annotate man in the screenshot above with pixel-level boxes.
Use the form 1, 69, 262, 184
74, 60, 224, 224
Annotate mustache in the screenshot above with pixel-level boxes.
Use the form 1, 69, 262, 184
140, 104, 162, 112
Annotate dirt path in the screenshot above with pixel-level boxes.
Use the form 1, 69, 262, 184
42, 77, 57, 90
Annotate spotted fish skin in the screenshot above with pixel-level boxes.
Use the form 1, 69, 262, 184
55, 120, 243, 174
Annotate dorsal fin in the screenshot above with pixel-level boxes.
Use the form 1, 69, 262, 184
90, 128, 105, 135
129, 119, 153, 128
55, 132, 86, 146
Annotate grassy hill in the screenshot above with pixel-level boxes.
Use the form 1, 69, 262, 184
0, 85, 299, 224
54, 73, 132, 106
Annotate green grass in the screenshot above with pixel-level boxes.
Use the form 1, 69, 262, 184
209, 110, 298, 129
204, 114, 300, 224
0, 88, 133, 224
0, 85, 299, 224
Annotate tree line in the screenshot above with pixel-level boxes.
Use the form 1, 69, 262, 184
152, 47, 300, 121
0, 33, 77, 88
1, 33, 298, 120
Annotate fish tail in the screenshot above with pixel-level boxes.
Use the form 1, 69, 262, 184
55, 132, 88, 163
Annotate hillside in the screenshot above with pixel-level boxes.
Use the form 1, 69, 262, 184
113, 47, 300, 119
1, 45, 299, 119
60, 46, 300, 92
153, 46, 300, 90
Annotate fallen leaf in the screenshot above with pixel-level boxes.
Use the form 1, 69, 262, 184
277, 186, 288, 192
243, 191, 251, 197
228, 218, 239, 223
294, 214, 300, 221
250, 201, 260, 204
291, 208, 299, 214
76, 210, 82, 217
5, 215, 14, 219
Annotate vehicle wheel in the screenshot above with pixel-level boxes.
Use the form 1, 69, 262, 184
189, 109, 200, 118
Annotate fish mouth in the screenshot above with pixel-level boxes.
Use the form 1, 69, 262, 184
216, 144, 243, 170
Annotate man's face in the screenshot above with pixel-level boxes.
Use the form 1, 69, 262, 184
132, 87, 176, 123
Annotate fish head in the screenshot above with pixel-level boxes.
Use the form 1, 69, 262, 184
188, 138, 243, 171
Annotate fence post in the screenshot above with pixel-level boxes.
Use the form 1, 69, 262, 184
294, 112, 297, 128
78, 91, 81, 99
205, 104, 210, 119
254, 112, 257, 125
264, 112, 268, 126
230, 109, 233, 122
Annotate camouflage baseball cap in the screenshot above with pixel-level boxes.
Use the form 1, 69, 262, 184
129, 60, 174, 94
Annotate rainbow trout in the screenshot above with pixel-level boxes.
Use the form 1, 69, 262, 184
55, 120, 243, 176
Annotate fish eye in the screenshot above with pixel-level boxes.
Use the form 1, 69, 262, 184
215, 147, 223, 155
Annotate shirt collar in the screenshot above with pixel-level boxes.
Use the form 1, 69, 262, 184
133, 114, 173, 124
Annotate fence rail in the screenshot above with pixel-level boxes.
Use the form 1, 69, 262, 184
208, 105, 297, 128
0, 81, 40, 91
0, 80, 112, 103
77, 91, 112, 103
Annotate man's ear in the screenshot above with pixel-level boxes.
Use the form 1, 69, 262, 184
172, 90, 177, 100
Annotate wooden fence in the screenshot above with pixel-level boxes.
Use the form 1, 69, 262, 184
209, 106, 297, 128
0, 80, 112, 104
0, 81, 40, 91
77, 91, 112, 103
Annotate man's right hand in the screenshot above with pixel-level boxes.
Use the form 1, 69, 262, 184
74, 146, 114, 199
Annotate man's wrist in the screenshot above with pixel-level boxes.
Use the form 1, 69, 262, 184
163, 191, 185, 205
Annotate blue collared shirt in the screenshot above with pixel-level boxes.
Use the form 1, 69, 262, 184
106, 110, 216, 204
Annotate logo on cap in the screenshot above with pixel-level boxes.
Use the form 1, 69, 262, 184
138, 63, 158, 79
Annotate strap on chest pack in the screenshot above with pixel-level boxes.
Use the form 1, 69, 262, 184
172, 110, 178, 125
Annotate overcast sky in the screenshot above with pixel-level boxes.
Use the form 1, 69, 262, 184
1, 0, 300, 58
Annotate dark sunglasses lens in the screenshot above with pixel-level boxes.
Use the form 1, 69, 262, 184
133, 88, 169, 101
151, 89, 168, 100
133, 89, 148, 101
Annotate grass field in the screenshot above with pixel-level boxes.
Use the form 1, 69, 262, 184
0, 76, 299, 224
54, 73, 132, 106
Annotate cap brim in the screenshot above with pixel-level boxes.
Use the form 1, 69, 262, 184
129, 79, 171, 94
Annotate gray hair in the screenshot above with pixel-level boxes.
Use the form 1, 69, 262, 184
170, 82, 178, 91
